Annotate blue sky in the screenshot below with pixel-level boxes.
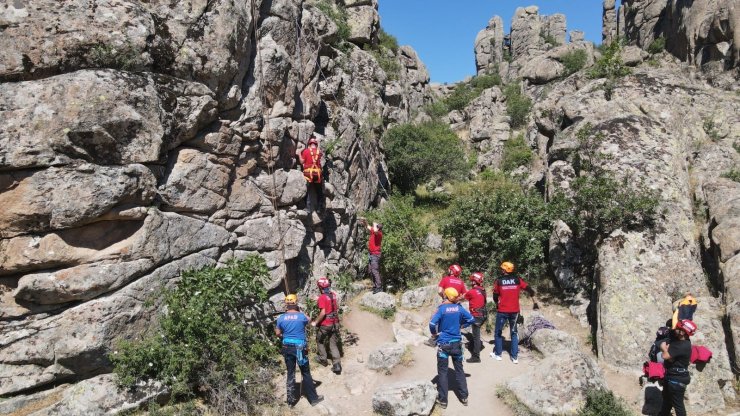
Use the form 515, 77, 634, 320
378, 1, 621, 83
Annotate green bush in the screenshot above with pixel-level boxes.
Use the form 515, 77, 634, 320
316, 0, 350, 45
552, 124, 660, 239
501, 133, 533, 172
365, 195, 429, 291
443, 73, 501, 111
589, 40, 631, 99
378, 27, 399, 52
541, 32, 560, 47
442, 179, 552, 280
87, 42, 141, 71
504, 82, 532, 129
647, 37, 666, 54
561, 49, 588, 75
578, 389, 634, 416
111, 257, 279, 413
722, 168, 740, 183
422, 101, 449, 118
470, 73, 502, 90
382, 121, 468, 194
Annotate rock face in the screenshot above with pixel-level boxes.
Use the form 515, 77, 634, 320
361, 291, 397, 311
400, 285, 438, 309
602, 0, 618, 44
532, 62, 739, 414
616, 0, 739, 71
372, 380, 436, 416
474, 16, 505, 74
0, 0, 430, 403
507, 350, 607, 415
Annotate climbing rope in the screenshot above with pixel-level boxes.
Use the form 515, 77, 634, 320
250, 0, 291, 295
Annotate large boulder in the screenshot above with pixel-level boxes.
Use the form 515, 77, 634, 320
367, 342, 406, 372
530, 328, 580, 357
361, 291, 397, 311
507, 350, 607, 415
0, 70, 217, 170
372, 380, 436, 416
0, 374, 168, 415
400, 285, 439, 309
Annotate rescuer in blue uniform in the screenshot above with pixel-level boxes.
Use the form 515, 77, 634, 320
275, 294, 324, 407
429, 287, 476, 409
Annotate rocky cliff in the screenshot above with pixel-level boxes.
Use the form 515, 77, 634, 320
459, 4, 739, 415
603, 0, 739, 74
0, 0, 429, 402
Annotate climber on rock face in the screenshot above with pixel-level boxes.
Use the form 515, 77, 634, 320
491, 261, 537, 364
311, 277, 342, 375
463, 271, 487, 363
275, 294, 324, 407
297, 135, 324, 218
429, 287, 476, 409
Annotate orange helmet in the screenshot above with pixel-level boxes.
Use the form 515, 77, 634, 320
500, 262, 515, 274
317, 276, 331, 289
448, 264, 463, 277
470, 272, 484, 286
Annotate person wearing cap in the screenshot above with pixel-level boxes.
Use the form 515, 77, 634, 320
275, 294, 324, 407
311, 277, 342, 374
659, 319, 697, 416
429, 287, 476, 409
491, 261, 537, 364
359, 218, 383, 293
297, 135, 324, 217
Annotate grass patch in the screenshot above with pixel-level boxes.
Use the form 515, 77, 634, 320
400, 345, 415, 366
578, 389, 634, 416
647, 37, 665, 54
361, 305, 397, 320
561, 49, 588, 76
722, 168, 740, 183
703, 118, 721, 141
501, 133, 533, 172
496, 386, 536, 416
504, 82, 532, 129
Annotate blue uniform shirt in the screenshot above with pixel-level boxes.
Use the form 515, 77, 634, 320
429, 302, 475, 344
277, 311, 310, 342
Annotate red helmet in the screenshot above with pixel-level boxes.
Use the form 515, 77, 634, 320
308, 137, 318, 146
676, 319, 697, 337
316, 276, 331, 289
470, 272, 484, 285
448, 264, 462, 277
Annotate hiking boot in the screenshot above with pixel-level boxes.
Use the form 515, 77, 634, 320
310, 395, 324, 406
461, 397, 469, 406
435, 398, 447, 409
466, 356, 481, 363
332, 362, 342, 374
286, 397, 298, 407
316, 358, 329, 367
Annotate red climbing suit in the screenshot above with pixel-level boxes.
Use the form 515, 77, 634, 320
301, 147, 322, 183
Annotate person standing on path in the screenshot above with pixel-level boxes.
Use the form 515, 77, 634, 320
491, 262, 537, 364
659, 319, 697, 416
463, 271, 487, 363
312, 276, 342, 374
275, 294, 324, 407
360, 218, 383, 293
437, 264, 467, 301
429, 287, 476, 409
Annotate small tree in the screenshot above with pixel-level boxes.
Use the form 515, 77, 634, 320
501, 133, 533, 172
383, 122, 468, 194
589, 40, 631, 100
504, 82, 532, 129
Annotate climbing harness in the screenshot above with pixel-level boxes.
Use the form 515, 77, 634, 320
303, 147, 323, 183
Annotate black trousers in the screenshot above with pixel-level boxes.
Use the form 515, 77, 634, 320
470, 316, 485, 358
282, 345, 319, 404
436, 342, 468, 403
659, 380, 687, 416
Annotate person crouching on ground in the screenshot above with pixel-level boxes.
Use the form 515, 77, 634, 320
659, 319, 697, 416
275, 294, 324, 407
429, 287, 476, 409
